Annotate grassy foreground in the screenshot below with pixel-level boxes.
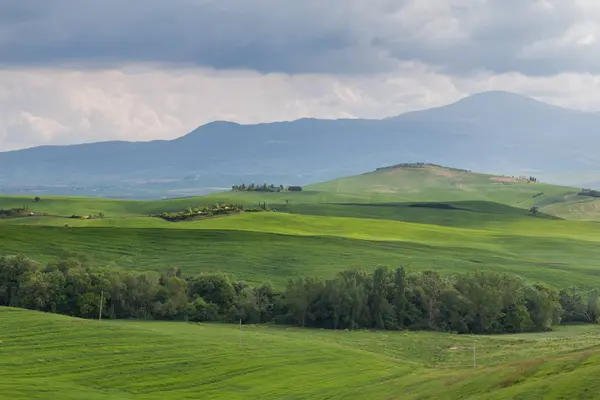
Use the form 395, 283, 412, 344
2, 307, 600, 400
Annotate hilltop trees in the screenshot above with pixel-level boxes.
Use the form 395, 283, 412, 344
231, 184, 301, 192
153, 204, 246, 222
232, 183, 282, 192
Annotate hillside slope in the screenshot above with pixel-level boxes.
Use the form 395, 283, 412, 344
2, 91, 600, 198
308, 163, 577, 210
0, 164, 580, 216
3, 307, 600, 400
1, 164, 600, 288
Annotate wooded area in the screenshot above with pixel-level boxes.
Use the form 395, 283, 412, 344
1, 255, 597, 334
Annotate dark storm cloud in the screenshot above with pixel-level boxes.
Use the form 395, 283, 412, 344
0, 0, 598, 75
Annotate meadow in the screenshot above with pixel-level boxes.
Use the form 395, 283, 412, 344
2, 307, 600, 400
4, 164, 600, 399
1, 165, 600, 288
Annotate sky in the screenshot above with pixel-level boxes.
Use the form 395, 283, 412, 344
2, 0, 600, 151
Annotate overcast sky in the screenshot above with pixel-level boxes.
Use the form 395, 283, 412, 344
2, 0, 600, 150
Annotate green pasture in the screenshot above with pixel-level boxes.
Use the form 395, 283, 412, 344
2, 307, 600, 399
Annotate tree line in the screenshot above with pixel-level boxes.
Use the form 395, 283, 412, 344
579, 189, 600, 198
232, 183, 285, 192
1, 255, 599, 334
231, 184, 302, 192
152, 203, 270, 222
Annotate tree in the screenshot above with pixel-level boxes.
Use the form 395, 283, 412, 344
530, 206, 539, 216
188, 273, 236, 315
410, 271, 446, 330
392, 267, 408, 328
454, 272, 504, 333
368, 267, 394, 329
587, 289, 600, 323
0, 255, 38, 307
186, 297, 219, 322
33, 196, 41, 202
559, 287, 589, 322
525, 284, 562, 331
285, 277, 321, 327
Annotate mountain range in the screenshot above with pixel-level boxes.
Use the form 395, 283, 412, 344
2, 91, 599, 198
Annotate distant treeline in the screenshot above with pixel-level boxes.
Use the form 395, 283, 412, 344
0, 207, 48, 218
579, 189, 600, 198
375, 163, 471, 173
232, 183, 284, 192
152, 203, 269, 222
0, 207, 32, 217
2, 255, 598, 334
232, 184, 302, 192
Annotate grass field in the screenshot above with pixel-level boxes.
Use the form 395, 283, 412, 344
3, 307, 600, 399
2, 209, 600, 287
2, 166, 600, 288
4, 165, 600, 399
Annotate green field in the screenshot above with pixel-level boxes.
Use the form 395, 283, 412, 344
3, 307, 600, 399
0, 165, 586, 217
4, 164, 600, 399
1, 165, 600, 288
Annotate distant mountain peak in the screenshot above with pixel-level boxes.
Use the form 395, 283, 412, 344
454, 91, 553, 108
177, 120, 242, 140
391, 90, 577, 122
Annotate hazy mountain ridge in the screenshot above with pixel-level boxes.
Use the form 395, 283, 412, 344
2, 91, 600, 198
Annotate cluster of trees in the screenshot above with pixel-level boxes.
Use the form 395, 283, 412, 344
2, 255, 600, 334
69, 212, 105, 220
579, 189, 600, 198
231, 184, 302, 193
513, 175, 538, 183
152, 204, 270, 222
0, 207, 33, 218
232, 183, 285, 192
0, 207, 47, 218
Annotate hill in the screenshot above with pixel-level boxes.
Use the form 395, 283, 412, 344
197, 163, 593, 220
3, 307, 600, 399
0, 163, 580, 216
308, 163, 575, 208
2, 193, 600, 288
2, 91, 600, 198
1, 164, 600, 288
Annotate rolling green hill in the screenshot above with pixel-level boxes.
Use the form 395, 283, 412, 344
0, 164, 591, 219
3, 307, 600, 400
308, 164, 577, 209
4, 164, 600, 399
1, 165, 600, 288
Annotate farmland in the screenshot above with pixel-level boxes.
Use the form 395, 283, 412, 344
1, 166, 600, 287
3, 164, 600, 399
2, 307, 600, 399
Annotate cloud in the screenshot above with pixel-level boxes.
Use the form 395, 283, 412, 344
1, 0, 600, 75
3, 0, 600, 151
2, 65, 600, 151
